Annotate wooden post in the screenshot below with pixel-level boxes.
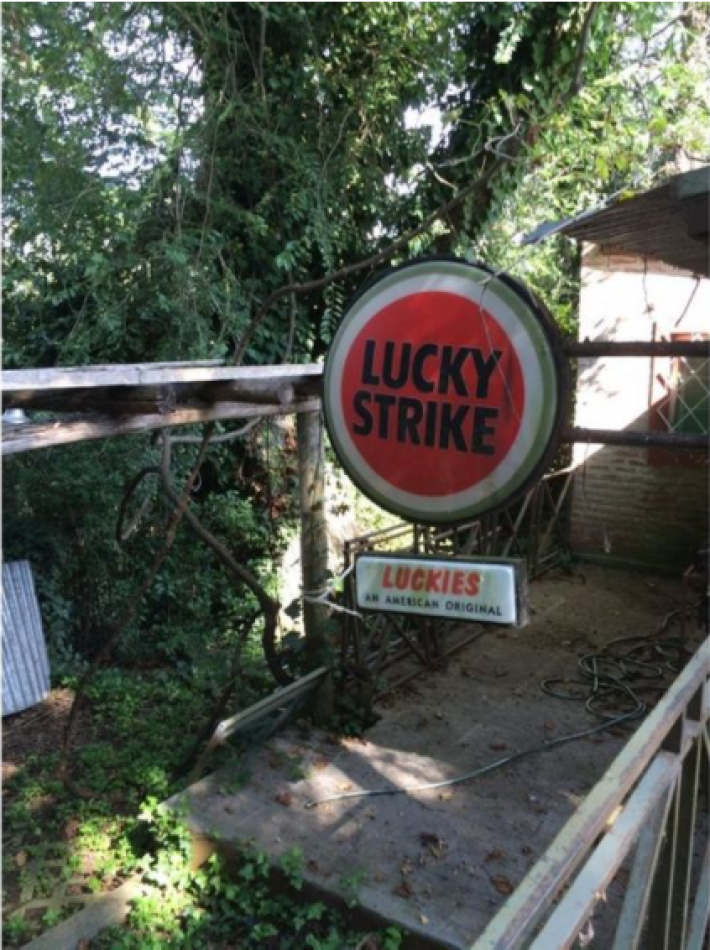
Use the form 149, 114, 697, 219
296, 409, 333, 720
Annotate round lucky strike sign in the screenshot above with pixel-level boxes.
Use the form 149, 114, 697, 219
324, 259, 564, 524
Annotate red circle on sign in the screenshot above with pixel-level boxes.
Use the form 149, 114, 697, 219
341, 291, 525, 496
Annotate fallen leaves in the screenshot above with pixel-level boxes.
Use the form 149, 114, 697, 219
275, 792, 293, 807
393, 881, 413, 899
491, 874, 514, 896
484, 848, 505, 863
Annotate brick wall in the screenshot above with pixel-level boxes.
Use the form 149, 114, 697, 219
569, 248, 709, 571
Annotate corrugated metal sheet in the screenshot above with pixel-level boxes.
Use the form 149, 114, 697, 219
2, 561, 51, 716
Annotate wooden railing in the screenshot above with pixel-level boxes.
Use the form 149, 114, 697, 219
472, 637, 710, 950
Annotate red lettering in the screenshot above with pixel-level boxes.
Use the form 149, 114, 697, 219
452, 570, 465, 595
411, 568, 425, 591
442, 570, 451, 594
382, 565, 394, 588
465, 572, 480, 596
426, 570, 443, 593
395, 567, 411, 590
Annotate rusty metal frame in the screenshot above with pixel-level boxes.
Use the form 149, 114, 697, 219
340, 467, 574, 693
564, 341, 708, 359
563, 338, 709, 451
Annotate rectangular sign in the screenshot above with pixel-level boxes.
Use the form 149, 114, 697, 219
355, 554, 526, 626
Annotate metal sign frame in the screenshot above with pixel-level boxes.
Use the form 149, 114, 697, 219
323, 257, 568, 526
354, 551, 529, 628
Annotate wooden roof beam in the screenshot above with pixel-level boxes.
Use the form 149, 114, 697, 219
2, 398, 321, 456
2, 361, 323, 394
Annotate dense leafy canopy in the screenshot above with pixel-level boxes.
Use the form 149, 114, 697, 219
5, 3, 708, 369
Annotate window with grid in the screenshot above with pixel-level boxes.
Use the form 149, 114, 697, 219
651, 333, 709, 466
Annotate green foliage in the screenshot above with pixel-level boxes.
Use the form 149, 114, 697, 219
2, 424, 292, 683
339, 866, 369, 909
452, 3, 710, 323
93, 845, 399, 949
3, 917, 29, 945
4, 2, 708, 366
279, 847, 306, 891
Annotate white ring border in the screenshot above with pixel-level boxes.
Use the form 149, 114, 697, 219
326, 271, 555, 515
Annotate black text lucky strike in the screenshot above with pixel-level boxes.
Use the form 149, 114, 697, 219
351, 340, 504, 454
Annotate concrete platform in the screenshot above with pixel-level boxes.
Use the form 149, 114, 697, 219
175, 566, 686, 948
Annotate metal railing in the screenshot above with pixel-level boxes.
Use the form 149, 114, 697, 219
472, 636, 710, 950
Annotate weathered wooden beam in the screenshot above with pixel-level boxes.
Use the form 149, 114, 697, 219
2, 398, 321, 455
6, 380, 324, 418
21, 878, 146, 950
297, 409, 333, 721
6, 385, 179, 415
562, 427, 708, 450
196, 380, 302, 406
187, 665, 330, 782
2, 361, 323, 393
5, 380, 321, 415
564, 341, 708, 358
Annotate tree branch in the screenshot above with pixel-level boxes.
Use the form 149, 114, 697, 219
233, 154, 507, 362
158, 431, 279, 621
569, 3, 599, 96
173, 609, 260, 780
59, 424, 216, 779
167, 417, 262, 445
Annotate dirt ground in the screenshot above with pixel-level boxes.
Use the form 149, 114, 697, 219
176, 564, 702, 948
2, 689, 93, 786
